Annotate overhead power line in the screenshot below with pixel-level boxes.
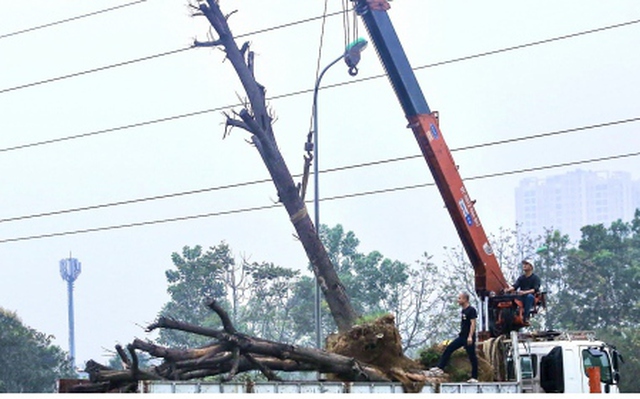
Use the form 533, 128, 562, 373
1, 148, 639, 244
316, 148, 640, 202
0, 107, 218, 153
0, 9, 348, 96
2, 17, 639, 153
1, 116, 638, 224
413, 18, 640, 71
0, 47, 193, 95
0, 1, 148, 40
0, 177, 271, 224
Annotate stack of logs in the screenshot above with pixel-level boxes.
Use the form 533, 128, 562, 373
69, 299, 436, 393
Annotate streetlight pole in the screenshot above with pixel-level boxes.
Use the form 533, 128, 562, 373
312, 38, 367, 350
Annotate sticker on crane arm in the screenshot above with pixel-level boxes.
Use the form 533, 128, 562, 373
458, 199, 474, 226
427, 123, 440, 141
483, 242, 494, 256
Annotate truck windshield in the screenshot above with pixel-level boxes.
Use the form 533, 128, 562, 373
582, 349, 612, 383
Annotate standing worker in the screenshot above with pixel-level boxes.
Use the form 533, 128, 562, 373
429, 292, 478, 383
505, 258, 541, 325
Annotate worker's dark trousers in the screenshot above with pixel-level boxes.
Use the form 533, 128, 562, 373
521, 293, 534, 320
437, 336, 478, 379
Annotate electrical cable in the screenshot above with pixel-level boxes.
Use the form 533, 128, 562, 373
0, 177, 273, 224
0, 107, 219, 153
0, 47, 192, 96
0, 9, 348, 96
413, 18, 640, 72
2, 117, 638, 222
328, 150, 640, 202
1, 116, 638, 224
236, 9, 347, 40
2, 17, 638, 153
0, 0, 148, 40
1, 149, 639, 244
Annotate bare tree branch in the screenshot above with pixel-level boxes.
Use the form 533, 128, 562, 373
222, 347, 241, 382
223, 112, 252, 136
245, 352, 282, 381
206, 298, 237, 334
115, 344, 131, 369
193, 39, 222, 47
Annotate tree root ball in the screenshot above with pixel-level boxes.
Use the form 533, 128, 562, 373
326, 314, 420, 371
325, 314, 430, 392
418, 342, 494, 382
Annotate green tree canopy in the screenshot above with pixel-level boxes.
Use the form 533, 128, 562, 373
157, 243, 305, 347
319, 224, 410, 315
532, 211, 640, 392
157, 244, 233, 348
316, 224, 452, 354
551, 215, 640, 330
0, 308, 74, 393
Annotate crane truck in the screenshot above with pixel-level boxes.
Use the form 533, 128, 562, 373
347, 0, 623, 393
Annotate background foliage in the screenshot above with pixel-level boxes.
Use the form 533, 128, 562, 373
0, 308, 74, 393
157, 211, 640, 391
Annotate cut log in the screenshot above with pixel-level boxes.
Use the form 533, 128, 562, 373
74, 300, 394, 392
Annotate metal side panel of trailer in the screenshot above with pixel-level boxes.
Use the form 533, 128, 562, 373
439, 382, 520, 394
140, 381, 248, 394
139, 381, 439, 393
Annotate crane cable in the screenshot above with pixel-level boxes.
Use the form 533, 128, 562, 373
300, 0, 331, 203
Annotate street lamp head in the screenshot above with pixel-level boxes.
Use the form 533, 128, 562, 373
344, 37, 368, 76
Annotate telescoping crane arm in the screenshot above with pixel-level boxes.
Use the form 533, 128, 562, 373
351, 0, 509, 297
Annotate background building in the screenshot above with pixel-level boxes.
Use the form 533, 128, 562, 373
515, 170, 640, 240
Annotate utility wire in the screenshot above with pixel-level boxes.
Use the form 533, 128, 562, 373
0, 1, 148, 40
0, 107, 219, 153
0, 10, 348, 96
0, 177, 272, 224
235, 9, 347, 39
0, 47, 192, 96
1, 117, 638, 224
1, 150, 639, 244
0, 204, 281, 244
3, 17, 639, 153
414, 18, 640, 71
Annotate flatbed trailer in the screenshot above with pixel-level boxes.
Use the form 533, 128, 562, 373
138, 380, 520, 394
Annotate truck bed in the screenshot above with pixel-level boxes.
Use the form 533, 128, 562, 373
139, 380, 520, 394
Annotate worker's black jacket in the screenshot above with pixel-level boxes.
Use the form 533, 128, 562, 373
513, 273, 541, 293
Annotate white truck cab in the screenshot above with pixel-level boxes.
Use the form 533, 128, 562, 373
507, 331, 622, 394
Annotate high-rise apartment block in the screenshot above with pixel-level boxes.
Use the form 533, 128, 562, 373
515, 170, 640, 240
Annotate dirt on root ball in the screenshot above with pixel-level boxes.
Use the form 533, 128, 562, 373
418, 342, 494, 382
325, 314, 422, 374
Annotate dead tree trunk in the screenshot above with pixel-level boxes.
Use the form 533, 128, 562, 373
63, 3, 440, 393
76, 299, 393, 393
193, 0, 357, 332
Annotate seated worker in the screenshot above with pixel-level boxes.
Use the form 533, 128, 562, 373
504, 258, 541, 324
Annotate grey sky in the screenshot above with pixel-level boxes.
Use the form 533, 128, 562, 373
1, 0, 639, 366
